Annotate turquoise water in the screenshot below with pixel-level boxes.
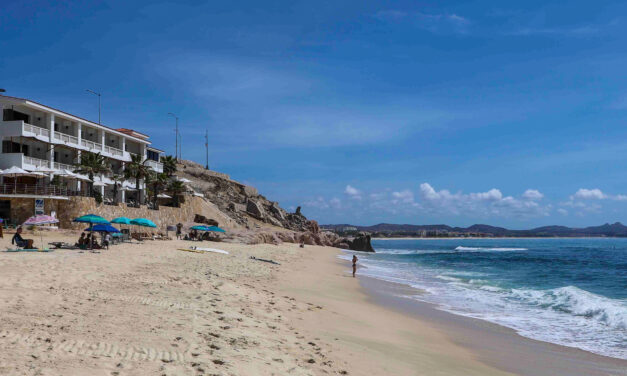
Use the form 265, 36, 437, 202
342, 238, 627, 359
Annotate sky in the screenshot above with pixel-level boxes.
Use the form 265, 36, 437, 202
2, 0, 627, 228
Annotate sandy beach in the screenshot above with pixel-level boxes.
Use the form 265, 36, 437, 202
0, 230, 624, 375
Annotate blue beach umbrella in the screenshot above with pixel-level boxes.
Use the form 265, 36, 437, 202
84, 224, 121, 233
73, 214, 110, 249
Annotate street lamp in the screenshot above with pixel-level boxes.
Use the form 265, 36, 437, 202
86, 89, 101, 124
167, 112, 179, 160
0, 89, 6, 93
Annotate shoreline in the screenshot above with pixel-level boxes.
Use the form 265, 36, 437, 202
351, 260, 627, 376
372, 236, 624, 240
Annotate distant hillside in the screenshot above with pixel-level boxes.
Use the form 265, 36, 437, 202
321, 222, 627, 238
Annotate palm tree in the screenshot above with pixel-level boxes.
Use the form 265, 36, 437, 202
124, 154, 151, 205
168, 180, 186, 207
110, 173, 124, 204
148, 172, 168, 209
161, 155, 177, 177
73, 152, 110, 197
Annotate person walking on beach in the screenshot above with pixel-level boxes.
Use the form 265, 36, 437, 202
176, 223, 183, 240
352, 255, 358, 277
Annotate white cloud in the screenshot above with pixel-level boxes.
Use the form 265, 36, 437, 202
572, 188, 606, 200
418, 183, 550, 217
345, 185, 362, 200
375, 10, 470, 35
522, 189, 544, 200
391, 189, 415, 204
557, 208, 568, 216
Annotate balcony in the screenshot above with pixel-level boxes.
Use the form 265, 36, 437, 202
24, 123, 50, 139
53, 161, 74, 171
0, 120, 50, 142
53, 131, 79, 146
24, 155, 50, 169
104, 145, 124, 157
146, 159, 164, 173
81, 139, 103, 152
0, 183, 91, 198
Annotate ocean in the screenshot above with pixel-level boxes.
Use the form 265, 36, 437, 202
341, 238, 627, 359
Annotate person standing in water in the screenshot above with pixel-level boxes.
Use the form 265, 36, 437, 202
352, 255, 358, 277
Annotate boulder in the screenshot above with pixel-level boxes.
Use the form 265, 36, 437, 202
194, 214, 219, 226
246, 199, 265, 219
243, 185, 259, 197
347, 232, 375, 252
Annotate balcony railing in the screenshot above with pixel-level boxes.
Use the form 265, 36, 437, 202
0, 184, 92, 197
81, 139, 103, 152
54, 162, 74, 171
146, 159, 164, 172
24, 156, 49, 168
53, 131, 79, 145
23, 123, 50, 138
104, 145, 124, 157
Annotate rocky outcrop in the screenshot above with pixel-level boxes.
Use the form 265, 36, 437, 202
178, 160, 319, 232
343, 232, 375, 252
194, 214, 219, 226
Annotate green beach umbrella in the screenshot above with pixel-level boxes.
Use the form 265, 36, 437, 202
73, 214, 110, 224
190, 225, 210, 231
206, 226, 226, 233
111, 217, 131, 225
130, 218, 157, 228
73, 214, 110, 249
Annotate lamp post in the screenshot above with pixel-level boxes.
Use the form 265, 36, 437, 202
86, 89, 101, 124
205, 129, 209, 170
168, 113, 178, 161
0, 89, 6, 93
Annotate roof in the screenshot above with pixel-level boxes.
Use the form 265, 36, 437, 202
116, 128, 150, 140
147, 145, 165, 153
0, 94, 150, 144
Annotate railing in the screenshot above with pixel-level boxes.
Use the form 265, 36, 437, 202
24, 156, 49, 168
23, 123, 50, 138
0, 184, 92, 197
146, 159, 164, 172
54, 162, 74, 171
53, 131, 79, 145
104, 145, 124, 157
81, 139, 103, 152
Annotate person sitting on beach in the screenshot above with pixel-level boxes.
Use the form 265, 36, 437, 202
352, 255, 358, 277
75, 232, 86, 247
12, 227, 34, 249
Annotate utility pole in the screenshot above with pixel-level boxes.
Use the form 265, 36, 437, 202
168, 113, 178, 160
205, 129, 209, 170
86, 89, 101, 124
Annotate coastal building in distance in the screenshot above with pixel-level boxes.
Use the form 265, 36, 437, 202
0, 94, 165, 222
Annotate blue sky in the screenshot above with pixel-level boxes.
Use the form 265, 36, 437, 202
2, 0, 627, 228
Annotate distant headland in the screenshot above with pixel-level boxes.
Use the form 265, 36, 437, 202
321, 222, 627, 238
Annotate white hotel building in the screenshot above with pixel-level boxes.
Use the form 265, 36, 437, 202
0, 94, 164, 203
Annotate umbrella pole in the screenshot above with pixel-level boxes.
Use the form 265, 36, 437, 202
89, 222, 93, 250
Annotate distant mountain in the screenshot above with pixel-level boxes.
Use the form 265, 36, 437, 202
321, 222, 627, 238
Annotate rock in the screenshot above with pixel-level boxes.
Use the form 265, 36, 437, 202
346, 232, 375, 252
194, 214, 219, 226
295, 206, 302, 215
246, 200, 265, 219
243, 185, 258, 197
